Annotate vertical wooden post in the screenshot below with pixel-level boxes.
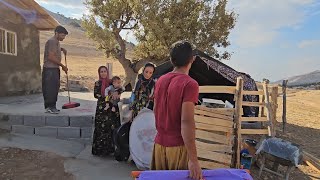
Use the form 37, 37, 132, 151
282, 80, 288, 133
106, 62, 113, 78
259, 94, 265, 117
234, 77, 243, 168
271, 86, 278, 136
263, 81, 274, 137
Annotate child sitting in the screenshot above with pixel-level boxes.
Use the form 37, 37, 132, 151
105, 76, 125, 112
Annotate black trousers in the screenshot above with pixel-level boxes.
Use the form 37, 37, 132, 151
42, 68, 60, 109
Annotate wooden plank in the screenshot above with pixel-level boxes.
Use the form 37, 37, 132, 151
305, 161, 320, 173
303, 151, 320, 164
234, 77, 244, 168
195, 106, 235, 116
199, 160, 229, 169
240, 129, 269, 135
196, 130, 231, 145
197, 148, 232, 164
195, 109, 234, 121
194, 108, 234, 119
196, 140, 232, 153
263, 81, 273, 137
242, 101, 266, 107
240, 117, 268, 122
243, 90, 264, 96
199, 86, 236, 94
195, 115, 234, 128
196, 122, 233, 133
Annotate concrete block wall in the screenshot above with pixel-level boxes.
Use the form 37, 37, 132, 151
8, 115, 94, 142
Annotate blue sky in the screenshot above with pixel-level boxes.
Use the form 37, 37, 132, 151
35, 0, 320, 81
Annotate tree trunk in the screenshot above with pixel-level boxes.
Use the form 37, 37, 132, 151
123, 66, 137, 91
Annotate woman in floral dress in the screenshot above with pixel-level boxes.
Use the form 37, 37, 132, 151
92, 66, 121, 156
130, 63, 156, 119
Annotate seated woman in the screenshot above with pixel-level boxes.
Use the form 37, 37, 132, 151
130, 63, 156, 119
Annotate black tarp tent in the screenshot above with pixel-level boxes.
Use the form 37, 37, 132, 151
153, 50, 259, 117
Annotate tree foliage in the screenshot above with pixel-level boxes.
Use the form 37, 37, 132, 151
83, 0, 237, 87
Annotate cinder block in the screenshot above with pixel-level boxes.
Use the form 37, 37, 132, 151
24, 116, 45, 127
58, 127, 80, 138
8, 115, 24, 125
81, 127, 93, 138
35, 127, 58, 137
69, 116, 93, 127
12, 125, 34, 134
46, 116, 69, 127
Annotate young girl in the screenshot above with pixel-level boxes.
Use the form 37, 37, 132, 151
130, 63, 156, 119
92, 66, 119, 156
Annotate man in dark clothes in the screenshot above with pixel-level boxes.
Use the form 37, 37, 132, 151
42, 26, 68, 114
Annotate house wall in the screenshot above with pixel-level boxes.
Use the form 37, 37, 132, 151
0, 6, 41, 96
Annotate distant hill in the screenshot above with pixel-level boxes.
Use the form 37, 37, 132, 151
45, 8, 83, 29
274, 70, 320, 87
43, 8, 135, 52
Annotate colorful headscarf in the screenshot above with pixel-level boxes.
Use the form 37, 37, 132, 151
98, 66, 111, 97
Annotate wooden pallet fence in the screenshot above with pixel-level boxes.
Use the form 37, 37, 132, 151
195, 105, 235, 169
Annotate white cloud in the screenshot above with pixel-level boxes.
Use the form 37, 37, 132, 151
228, 0, 317, 48
298, 40, 320, 48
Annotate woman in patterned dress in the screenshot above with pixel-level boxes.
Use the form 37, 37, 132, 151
130, 63, 156, 119
92, 66, 120, 156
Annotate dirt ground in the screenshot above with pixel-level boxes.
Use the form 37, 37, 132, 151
0, 128, 74, 180
0, 148, 74, 180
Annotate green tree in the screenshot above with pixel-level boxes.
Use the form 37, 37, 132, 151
83, 0, 236, 88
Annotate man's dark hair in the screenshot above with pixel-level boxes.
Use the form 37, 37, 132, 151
112, 76, 121, 83
170, 40, 193, 67
55, 26, 68, 35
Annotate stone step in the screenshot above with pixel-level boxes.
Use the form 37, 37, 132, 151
1, 114, 94, 140
11, 125, 93, 139
6, 114, 94, 127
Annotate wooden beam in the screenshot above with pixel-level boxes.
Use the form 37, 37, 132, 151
240, 117, 268, 122
196, 122, 233, 133
196, 130, 232, 145
199, 86, 236, 94
263, 81, 274, 137
234, 77, 244, 169
197, 149, 232, 164
243, 90, 264, 96
240, 129, 269, 135
259, 94, 265, 117
195, 106, 235, 116
196, 140, 233, 153
195, 115, 234, 127
271, 86, 279, 136
199, 160, 229, 169
282, 80, 288, 133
